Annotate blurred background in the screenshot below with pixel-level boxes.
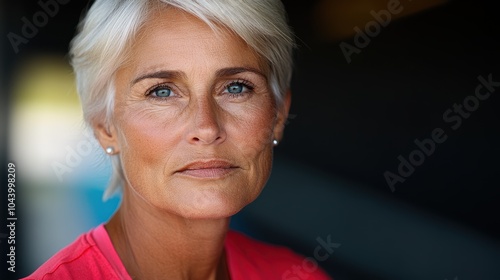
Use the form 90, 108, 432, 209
1, 0, 499, 279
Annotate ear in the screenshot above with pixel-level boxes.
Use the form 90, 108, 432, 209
273, 89, 292, 142
92, 120, 120, 154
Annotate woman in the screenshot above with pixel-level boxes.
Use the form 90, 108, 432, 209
24, 0, 331, 279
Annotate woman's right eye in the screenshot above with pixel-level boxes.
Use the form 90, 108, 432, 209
148, 86, 173, 98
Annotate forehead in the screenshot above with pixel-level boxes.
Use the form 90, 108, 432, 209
123, 7, 263, 76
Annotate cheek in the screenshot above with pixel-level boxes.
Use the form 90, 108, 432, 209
229, 100, 276, 155
225, 100, 277, 186
114, 105, 183, 185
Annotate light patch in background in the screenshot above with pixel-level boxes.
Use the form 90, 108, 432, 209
9, 55, 92, 181
9, 55, 119, 276
313, 0, 449, 40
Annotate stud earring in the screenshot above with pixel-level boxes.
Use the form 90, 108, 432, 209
105, 147, 115, 154
273, 139, 279, 146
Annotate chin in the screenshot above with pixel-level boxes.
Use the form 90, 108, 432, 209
155, 178, 260, 220
171, 189, 255, 220
174, 201, 245, 220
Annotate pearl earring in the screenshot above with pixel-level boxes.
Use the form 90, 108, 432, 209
105, 147, 115, 154
273, 139, 279, 146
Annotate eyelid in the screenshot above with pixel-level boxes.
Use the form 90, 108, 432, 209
145, 82, 175, 97
223, 79, 255, 91
143, 78, 257, 97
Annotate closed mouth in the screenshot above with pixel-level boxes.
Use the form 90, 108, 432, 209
175, 160, 239, 178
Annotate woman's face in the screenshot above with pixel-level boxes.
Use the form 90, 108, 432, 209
101, 8, 289, 219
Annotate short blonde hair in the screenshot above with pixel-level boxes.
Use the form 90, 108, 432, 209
70, 0, 295, 199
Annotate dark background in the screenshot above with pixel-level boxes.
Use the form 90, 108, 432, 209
1, 0, 499, 279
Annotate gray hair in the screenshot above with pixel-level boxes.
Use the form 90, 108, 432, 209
70, 0, 295, 200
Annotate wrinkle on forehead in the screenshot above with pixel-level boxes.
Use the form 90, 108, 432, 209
121, 5, 267, 77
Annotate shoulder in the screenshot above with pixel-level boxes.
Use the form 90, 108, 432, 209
22, 225, 121, 280
225, 230, 332, 280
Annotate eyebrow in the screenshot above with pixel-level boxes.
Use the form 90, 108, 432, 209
131, 70, 185, 85
131, 67, 266, 85
215, 67, 266, 79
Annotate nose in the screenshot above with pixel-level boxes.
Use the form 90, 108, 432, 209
185, 97, 226, 145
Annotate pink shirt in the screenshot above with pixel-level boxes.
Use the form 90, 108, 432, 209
23, 225, 331, 279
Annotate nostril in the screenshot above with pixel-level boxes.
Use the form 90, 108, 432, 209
190, 134, 225, 145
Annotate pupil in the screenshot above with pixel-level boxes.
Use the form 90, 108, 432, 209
228, 84, 243, 93
157, 89, 171, 97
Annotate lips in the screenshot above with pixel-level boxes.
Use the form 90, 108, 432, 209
175, 160, 239, 178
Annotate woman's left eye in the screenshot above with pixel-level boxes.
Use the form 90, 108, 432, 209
227, 83, 244, 94
224, 82, 253, 95
151, 87, 172, 97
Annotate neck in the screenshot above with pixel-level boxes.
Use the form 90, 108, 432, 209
106, 189, 231, 280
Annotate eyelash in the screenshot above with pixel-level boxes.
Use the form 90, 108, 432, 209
146, 83, 173, 100
225, 79, 255, 98
145, 79, 256, 100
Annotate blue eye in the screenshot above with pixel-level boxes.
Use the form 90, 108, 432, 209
225, 81, 254, 96
151, 87, 172, 97
227, 83, 244, 94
